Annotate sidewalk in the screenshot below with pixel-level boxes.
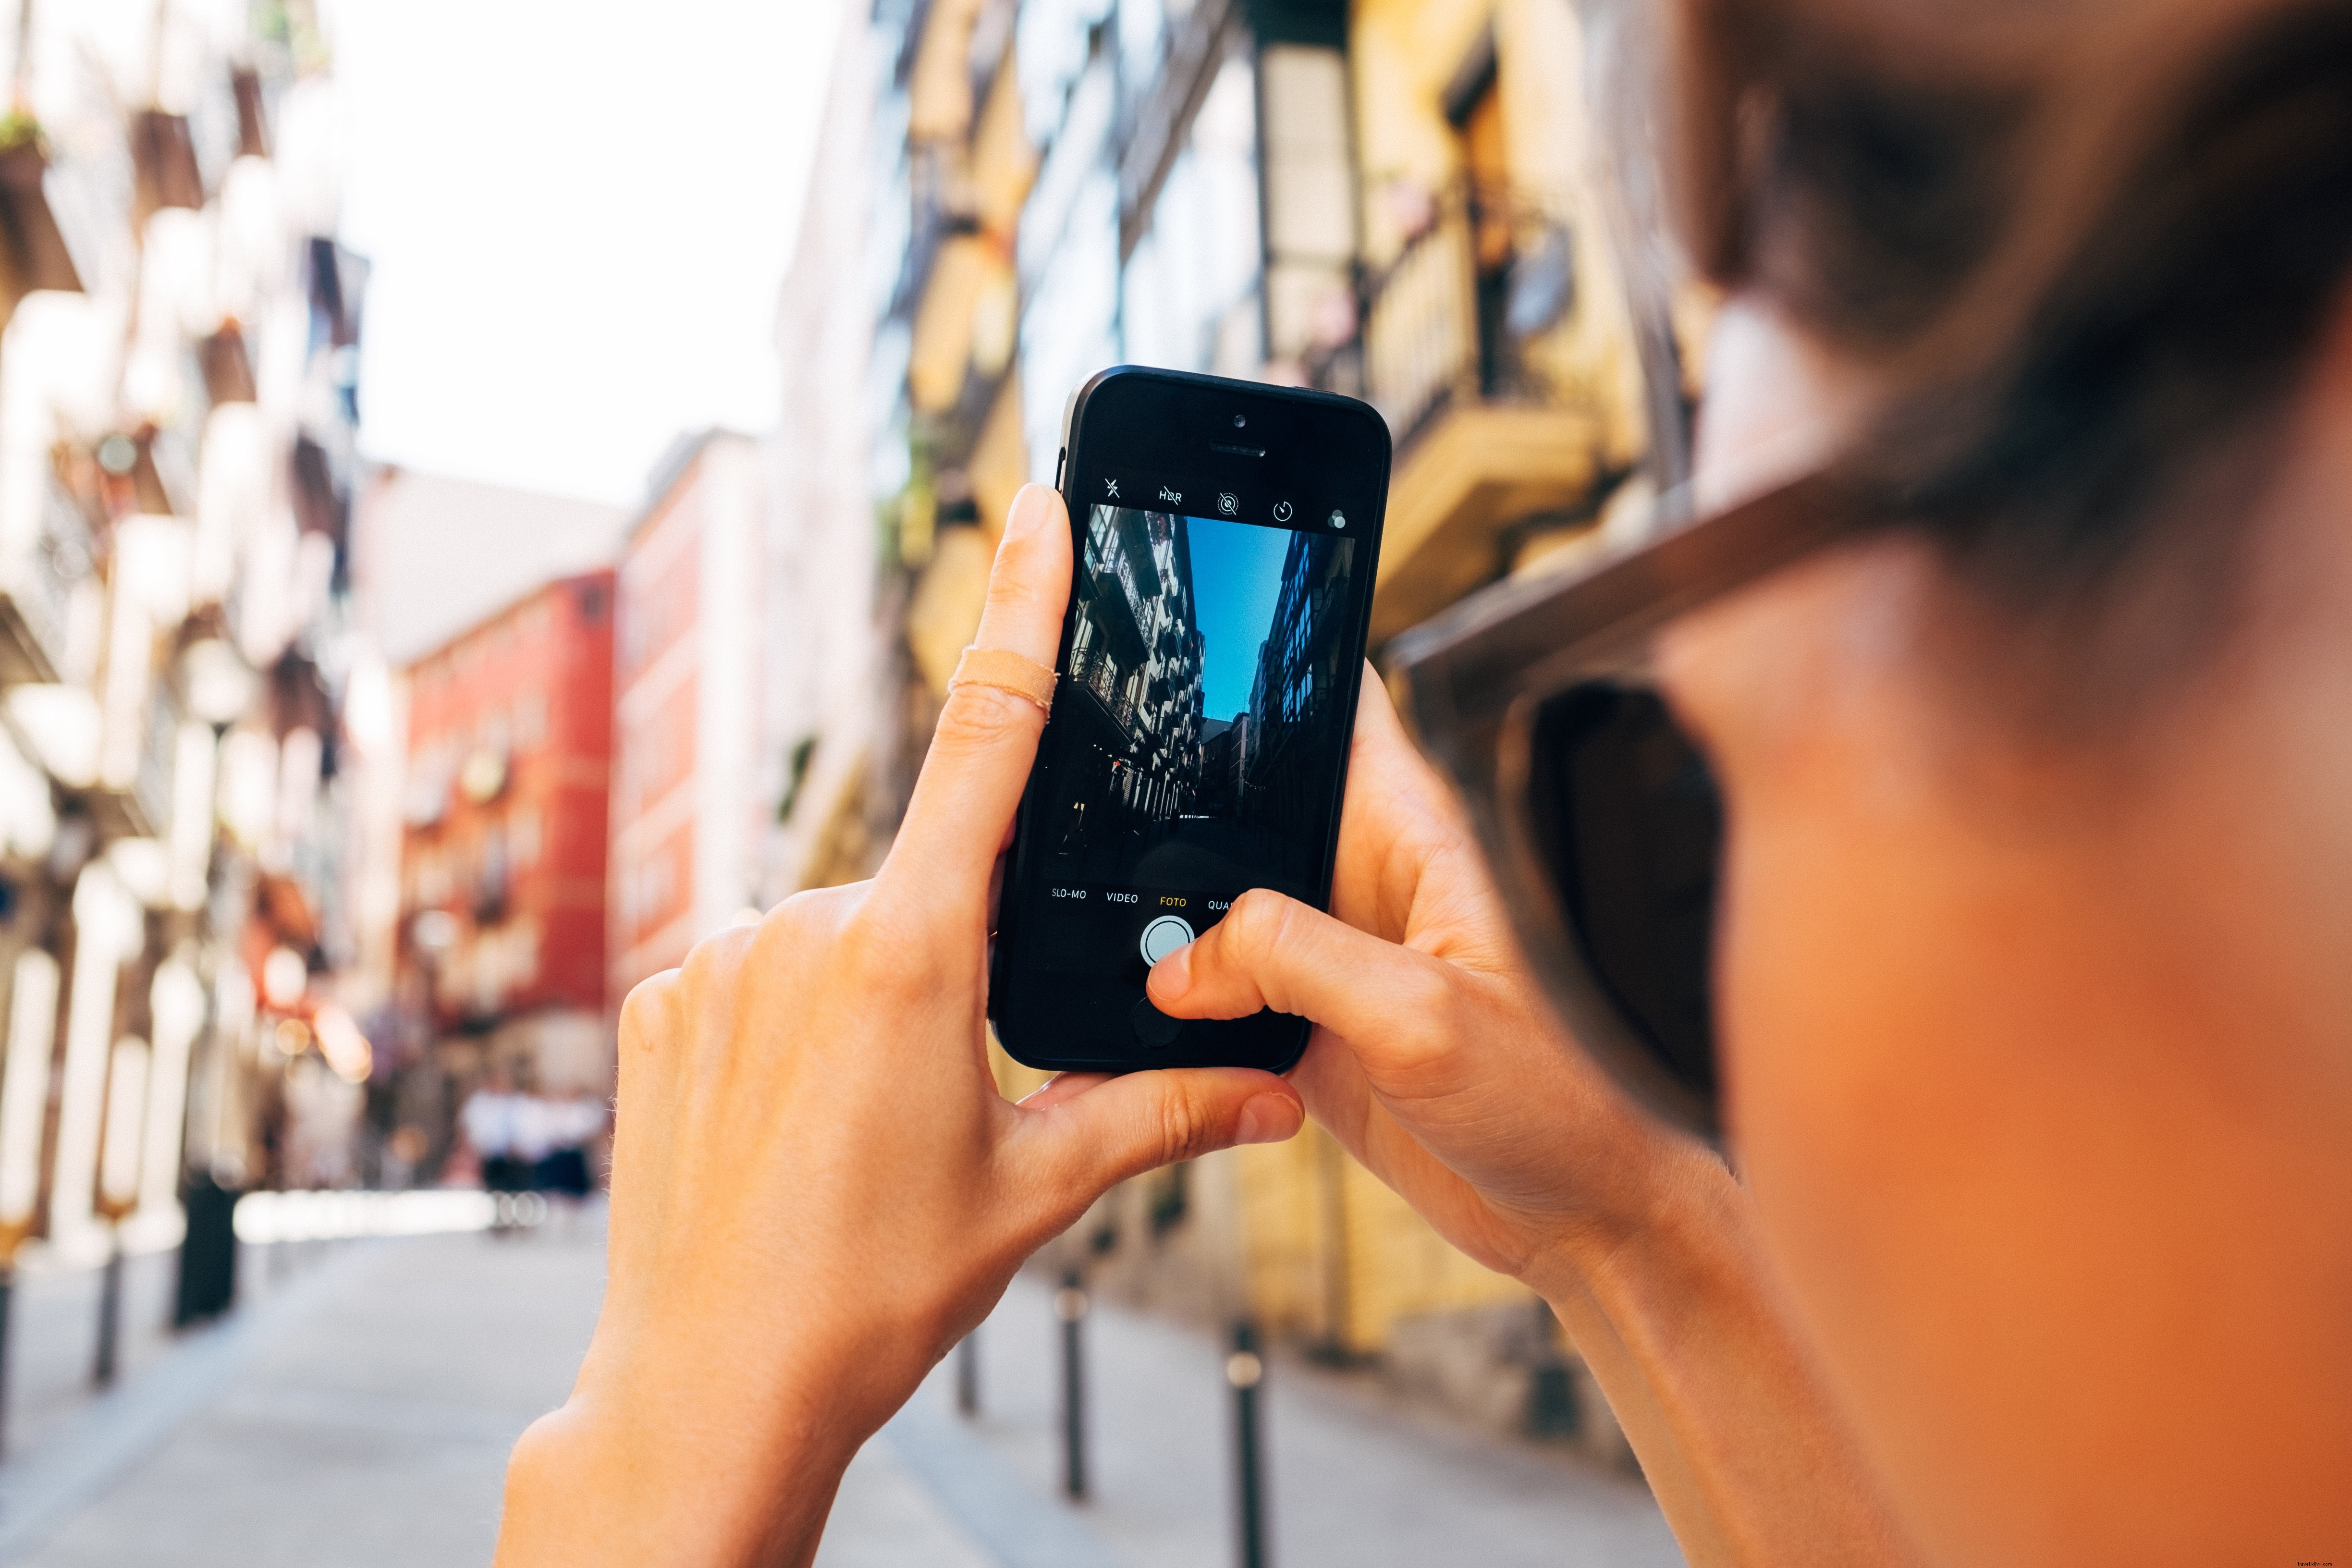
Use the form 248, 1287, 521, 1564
0, 1220, 1683, 1566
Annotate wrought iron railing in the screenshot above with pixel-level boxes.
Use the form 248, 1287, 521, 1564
890, 139, 980, 321
1323, 183, 1575, 450
1068, 644, 1137, 736
17, 471, 96, 679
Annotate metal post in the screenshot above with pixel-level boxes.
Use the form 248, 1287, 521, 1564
1228, 1321, 1269, 1568
93, 1230, 124, 1387
955, 1327, 980, 1417
1054, 1271, 1088, 1501
0, 1266, 14, 1457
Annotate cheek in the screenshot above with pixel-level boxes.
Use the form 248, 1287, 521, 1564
1708, 786, 2037, 1549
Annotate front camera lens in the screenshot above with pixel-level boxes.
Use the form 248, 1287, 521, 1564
1233, 414, 1247, 429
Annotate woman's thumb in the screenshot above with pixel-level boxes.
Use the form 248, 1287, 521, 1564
1017, 1067, 1302, 1200
1148, 887, 1438, 1042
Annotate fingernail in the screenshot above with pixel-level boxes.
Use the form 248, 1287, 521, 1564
1150, 944, 1192, 1001
1004, 484, 1053, 540
1235, 1094, 1298, 1147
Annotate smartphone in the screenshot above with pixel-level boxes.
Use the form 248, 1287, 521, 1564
989, 366, 1391, 1074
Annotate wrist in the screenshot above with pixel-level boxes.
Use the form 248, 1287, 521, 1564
499, 1323, 872, 1568
1517, 1134, 1747, 1310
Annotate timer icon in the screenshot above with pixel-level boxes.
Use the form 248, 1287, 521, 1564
1272, 501, 1293, 522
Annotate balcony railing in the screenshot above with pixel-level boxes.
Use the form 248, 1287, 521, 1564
890, 139, 980, 322
9, 470, 97, 681
1323, 184, 1575, 450
1069, 644, 1137, 737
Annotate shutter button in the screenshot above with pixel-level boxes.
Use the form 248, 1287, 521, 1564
1140, 915, 1193, 965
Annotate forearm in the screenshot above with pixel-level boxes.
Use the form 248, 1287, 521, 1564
1530, 1157, 1924, 1568
495, 1361, 863, 1568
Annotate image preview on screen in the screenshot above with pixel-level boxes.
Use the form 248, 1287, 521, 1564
1020, 502, 1358, 974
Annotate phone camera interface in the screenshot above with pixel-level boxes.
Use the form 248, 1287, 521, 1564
1019, 499, 1360, 983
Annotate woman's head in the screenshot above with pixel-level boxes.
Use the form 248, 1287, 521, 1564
1643, 0, 2352, 1558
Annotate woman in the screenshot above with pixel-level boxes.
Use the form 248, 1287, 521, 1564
496, 0, 2352, 1561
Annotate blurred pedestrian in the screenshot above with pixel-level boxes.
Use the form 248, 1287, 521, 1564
526, 1091, 607, 1239
460, 1066, 533, 1201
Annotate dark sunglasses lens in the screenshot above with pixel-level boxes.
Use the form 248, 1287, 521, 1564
1527, 682, 1722, 1115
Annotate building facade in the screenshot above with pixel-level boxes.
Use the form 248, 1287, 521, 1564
0, 0, 373, 1292
606, 431, 766, 998
395, 570, 615, 1125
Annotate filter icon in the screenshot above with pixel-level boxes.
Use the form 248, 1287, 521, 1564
1329, 510, 1347, 530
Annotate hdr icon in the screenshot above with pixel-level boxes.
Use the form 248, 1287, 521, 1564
1158, 485, 1182, 504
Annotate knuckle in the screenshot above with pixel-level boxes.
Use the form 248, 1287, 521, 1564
677, 925, 753, 999
1222, 887, 1295, 959
754, 883, 861, 956
833, 899, 937, 998
1153, 1083, 1216, 1165
984, 552, 1049, 612
618, 971, 679, 1047
931, 682, 1033, 754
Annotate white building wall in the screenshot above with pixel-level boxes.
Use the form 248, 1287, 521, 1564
766, 1, 887, 897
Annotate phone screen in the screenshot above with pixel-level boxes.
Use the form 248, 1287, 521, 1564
1021, 495, 1358, 959
988, 369, 1373, 1067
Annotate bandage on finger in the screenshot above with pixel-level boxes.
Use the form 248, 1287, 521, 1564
947, 645, 1057, 713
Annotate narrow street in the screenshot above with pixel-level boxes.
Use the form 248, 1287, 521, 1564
0, 1222, 1683, 1567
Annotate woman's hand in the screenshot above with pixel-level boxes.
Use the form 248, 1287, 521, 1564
496, 484, 1304, 1568
1146, 669, 1722, 1283
1146, 672, 1924, 1568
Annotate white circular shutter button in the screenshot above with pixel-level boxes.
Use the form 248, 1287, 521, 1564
1139, 914, 1195, 967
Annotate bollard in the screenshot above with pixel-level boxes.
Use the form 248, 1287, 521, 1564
0, 1266, 13, 1456
1054, 1271, 1089, 1500
1228, 1321, 1269, 1568
956, 1327, 980, 1416
92, 1234, 125, 1387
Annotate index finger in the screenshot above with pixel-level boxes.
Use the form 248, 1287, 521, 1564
876, 482, 1072, 909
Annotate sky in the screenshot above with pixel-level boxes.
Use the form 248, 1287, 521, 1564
1185, 514, 1294, 722
325, 0, 842, 505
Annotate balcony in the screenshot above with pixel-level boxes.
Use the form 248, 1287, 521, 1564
1068, 644, 1137, 740
1324, 184, 1606, 644
0, 468, 97, 685
0, 141, 85, 322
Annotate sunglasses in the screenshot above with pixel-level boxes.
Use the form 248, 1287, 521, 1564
1387, 465, 1873, 1143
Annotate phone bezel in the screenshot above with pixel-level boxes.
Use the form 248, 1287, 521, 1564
988, 365, 1393, 1075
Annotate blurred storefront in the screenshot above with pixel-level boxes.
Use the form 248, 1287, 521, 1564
0, 0, 375, 1313
760, 0, 1703, 1454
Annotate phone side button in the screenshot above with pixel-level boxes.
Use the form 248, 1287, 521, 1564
1055, 446, 1066, 489
1131, 997, 1184, 1049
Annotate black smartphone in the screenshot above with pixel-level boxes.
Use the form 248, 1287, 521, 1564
988, 366, 1391, 1074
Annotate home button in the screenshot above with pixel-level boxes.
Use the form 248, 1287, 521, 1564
1131, 998, 1184, 1048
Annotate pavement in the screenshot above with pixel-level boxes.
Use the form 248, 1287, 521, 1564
0, 1208, 1685, 1567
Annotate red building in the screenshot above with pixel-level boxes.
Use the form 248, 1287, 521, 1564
398, 570, 616, 1094
608, 432, 765, 1000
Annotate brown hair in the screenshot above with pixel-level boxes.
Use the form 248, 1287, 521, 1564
1660, 0, 2352, 599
